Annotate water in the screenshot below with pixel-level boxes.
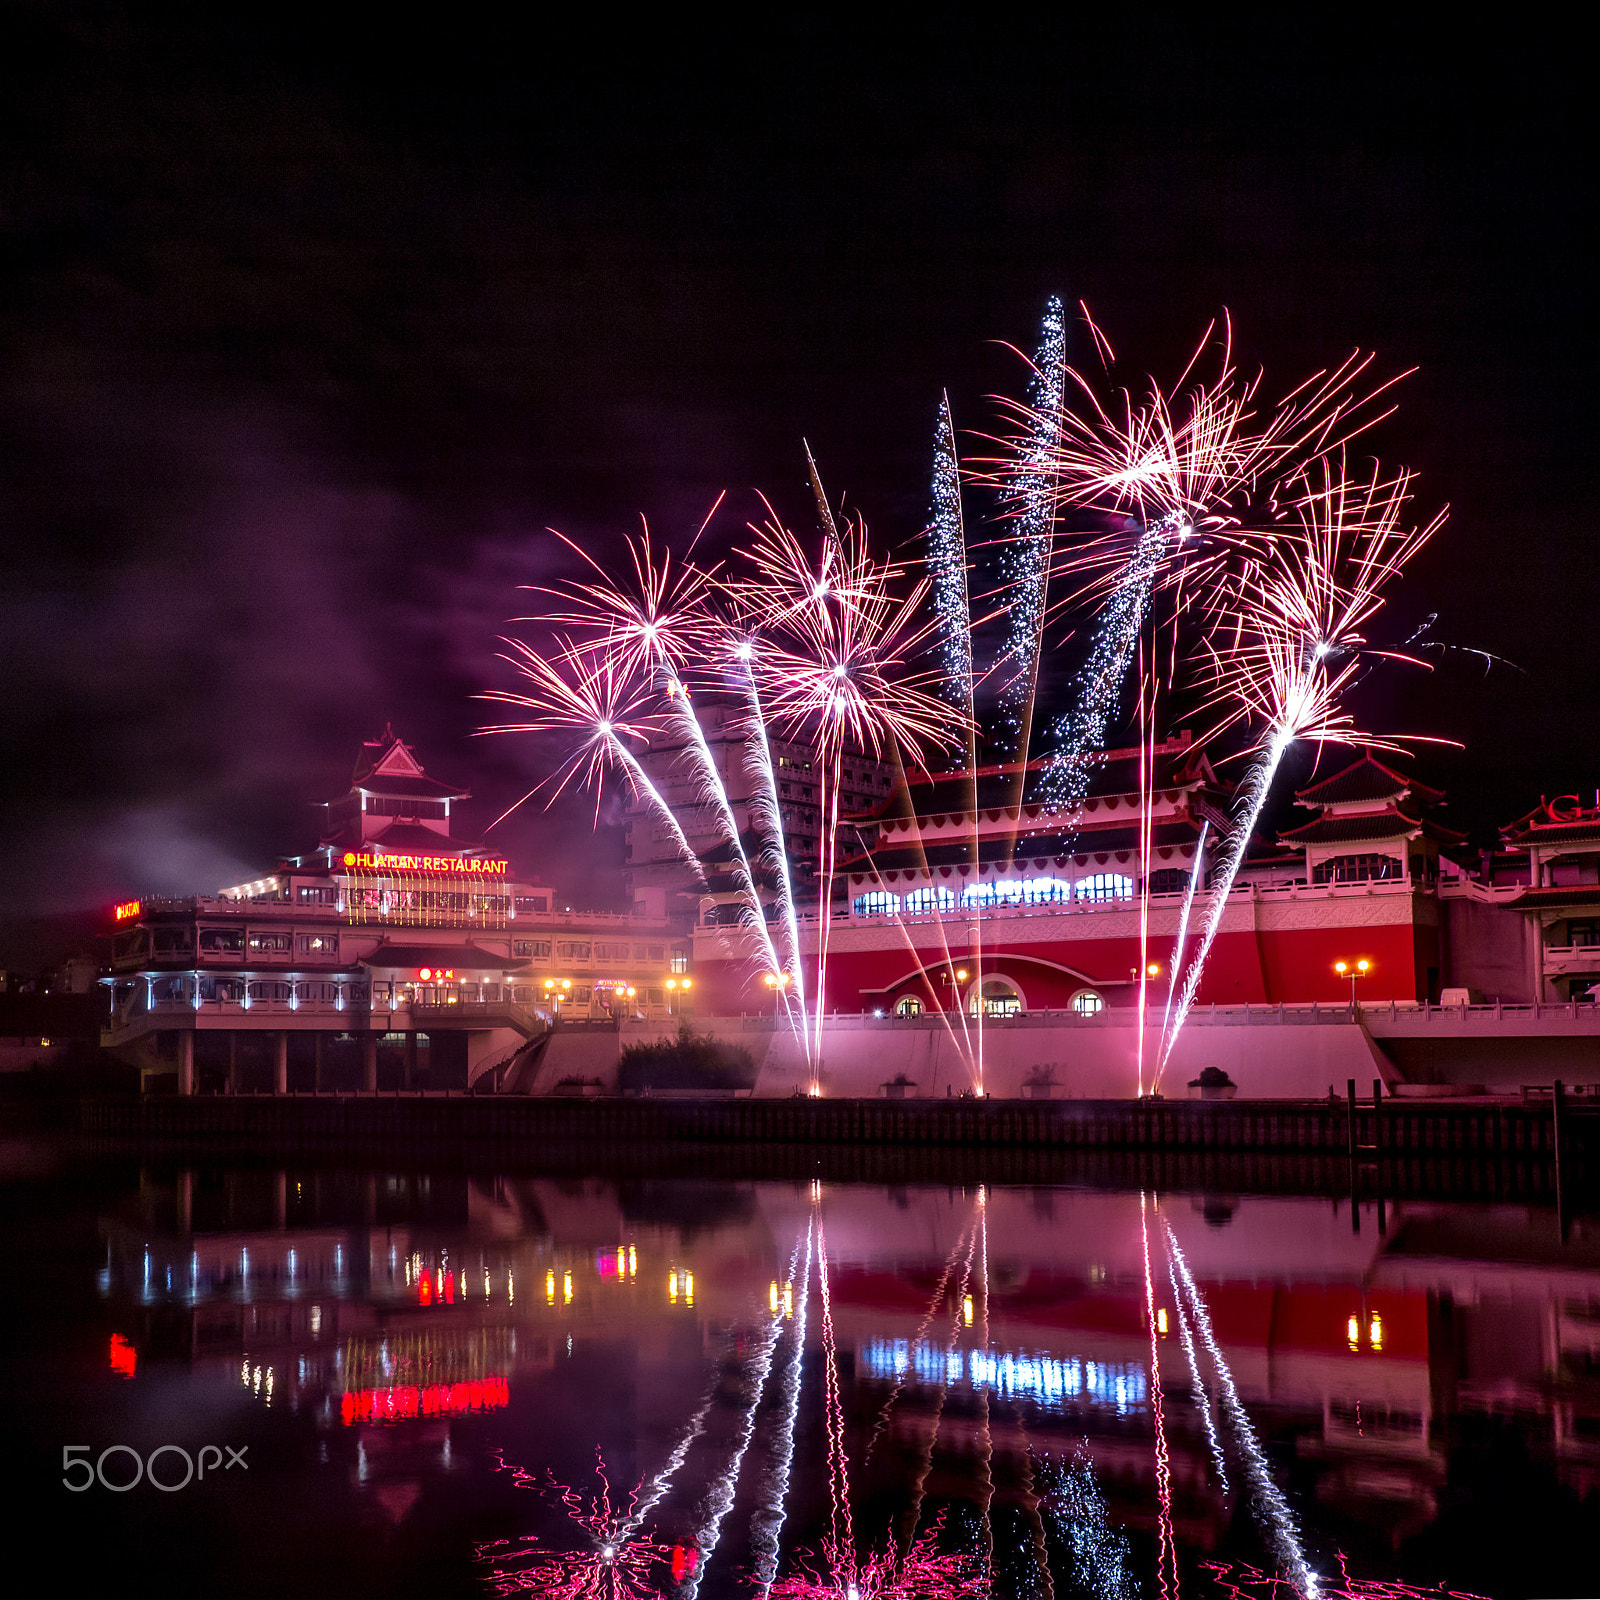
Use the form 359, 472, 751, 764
5, 1141, 1597, 1599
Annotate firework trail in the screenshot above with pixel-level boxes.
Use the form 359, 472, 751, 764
1166, 1223, 1321, 1598
996, 297, 1067, 759
1160, 818, 1210, 1046
1171, 1265, 1231, 1495
750, 1221, 816, 1598
735, 642, 811, 1045
1037, 1455, 1139, 1600
680, 1310, 786, 1598
926, 392, 986, 1085
1155, 458, 1444, 1083
1142, 1192, 1181, 1600
477, 1450, 672, 1599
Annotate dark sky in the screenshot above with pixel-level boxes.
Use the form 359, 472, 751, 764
0, 8, 1588, 957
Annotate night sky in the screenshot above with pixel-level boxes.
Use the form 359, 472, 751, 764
0, 9, 1588, 961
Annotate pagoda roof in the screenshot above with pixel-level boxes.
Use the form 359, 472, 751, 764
332, 820, 487, 857
1295, 754, 1443, 808
1503, 799, 1600, 847
347, 725, 470, 800
1278, 804, 1463, 846
1505, 885, 1600, 912
359, 942, 528, 973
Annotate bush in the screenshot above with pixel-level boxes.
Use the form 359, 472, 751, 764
616, 1022, 756, 1094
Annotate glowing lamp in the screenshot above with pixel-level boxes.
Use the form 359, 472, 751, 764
666, 979, 677, 990
543, 978, 554, 990
1147, 962, 1162, 977
680, 978, 691, 990
625, 986, 636, 996
955, 968, 968, 981
561, 979, 571, 990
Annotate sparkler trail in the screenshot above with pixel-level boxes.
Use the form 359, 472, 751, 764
1200, 1554, 1492, 1600
750, 1222, 816, 1598
997, 296, 1066, 757
1166, 1223, 1320, 1598
1037, 1455, 1138, 1600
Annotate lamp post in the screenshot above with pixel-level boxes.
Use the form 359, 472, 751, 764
1334, 958, 1371, 1013
762, 970, 790, 1018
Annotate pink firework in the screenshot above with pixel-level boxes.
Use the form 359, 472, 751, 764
769, 1516, 987, 1600
1199, 1554, 1493, 1600
476, 1451, 675, 1599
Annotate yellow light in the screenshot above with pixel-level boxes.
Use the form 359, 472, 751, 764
763, 974, 776, 987
1347, 1315, 1360, 1348
628, 1245, 636, 1275
1357, 958, 1371, 973
543, 978, 554, 990
962, 1294, 974, 1327
1147, 963, 1161, 977
1369, 1314, 1383, 1350
770, 1280, 780, 1314
563, 1271, 573, 1304
545, 1270, 555, 1303
681, 978, 691, 990
666, 979, 677, 989
616, 1247, 626, 1275
955, 968, 968, 981
783, 1284, 793, 1319
561, 978, 571, 990
626, 986, 636, 996
1334, 960, 1349, 975
684, 1272, 694, 1306
669, 1272, 678, 1302
1156, 1307, 1169, 1335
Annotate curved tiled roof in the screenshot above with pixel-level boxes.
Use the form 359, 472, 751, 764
1507, 885, 1600, 911
1295, 754, 1441, 807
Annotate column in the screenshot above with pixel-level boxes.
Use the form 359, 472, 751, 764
362, 1031, 378, 1093
179, 1031, 195, 1096
274, 1032, 288, 1096
405, 1031, 418, 1090
177, 1169, 194, 1234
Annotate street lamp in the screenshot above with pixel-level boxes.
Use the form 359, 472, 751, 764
763, 971, 790, 1017
1333, 958, 1371, 1011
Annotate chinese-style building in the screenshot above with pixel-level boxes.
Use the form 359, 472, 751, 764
691, 739, 1459, 1018
103, 729, 691, 1093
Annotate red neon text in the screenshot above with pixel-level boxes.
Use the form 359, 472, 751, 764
340, 851, 508, 877
340, 1377, 509, 1425
113, 900, 142, 922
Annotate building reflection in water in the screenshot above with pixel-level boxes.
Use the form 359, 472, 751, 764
93, 1168, 1600, 1595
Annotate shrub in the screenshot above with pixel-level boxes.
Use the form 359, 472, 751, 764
617, 1022, 756, 1094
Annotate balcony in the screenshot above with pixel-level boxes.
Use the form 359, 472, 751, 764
1543, 944, 1600, 975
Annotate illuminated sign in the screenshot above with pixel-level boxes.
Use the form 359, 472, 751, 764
341, 851, 508, 877
862, 1339, 1147, 1415
339, 1377, 509, 1426
109, 1333, 137, 1379
113, 900, 142, 922
416, 968, 455, 982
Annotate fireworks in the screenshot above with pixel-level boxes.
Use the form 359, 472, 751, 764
477, 1451, 673, 1599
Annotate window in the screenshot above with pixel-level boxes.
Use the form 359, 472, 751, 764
671, 950, 690, 973
297, 886, 336, 904
1567, 920, 1600, 947
249, 931, 293, 953
152, 928, 190, 956
514, 895, 549, 915
248, 980, 293, 1002
904, 886, 957, 913
572, 986, 592, 1003
894, 996, 924, 1016
853, 891, 900, 917
1071, 989, 1105, 1015
512, 985, 534, 1002
114, 930, 150, 961
1148, 868, 1190, 895
596, 941, 630, 960
555, 941, 592, 960
1313, 854, 1402, 885
969, 978, 1023, 1017
298, 932, 338, 957
199, 928, 244, 954
634, 943, 665, 961
1076, 874, 1134, 902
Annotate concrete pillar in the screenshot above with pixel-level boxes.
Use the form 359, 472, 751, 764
362, 1032, 378, 1093
179, 1031, 195, 1096
274, 1032, 288, 1096
405, 1031, 418, 1090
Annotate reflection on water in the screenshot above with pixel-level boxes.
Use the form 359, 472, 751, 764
17, 1158, 1600, 1598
